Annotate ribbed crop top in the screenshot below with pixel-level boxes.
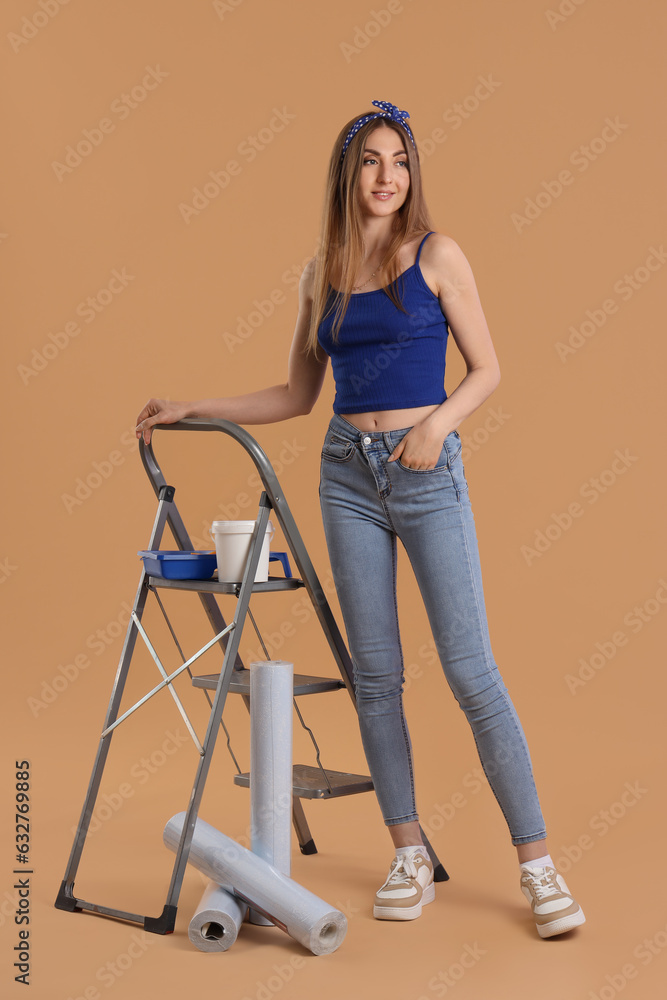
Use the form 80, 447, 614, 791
317, 231, 449, 414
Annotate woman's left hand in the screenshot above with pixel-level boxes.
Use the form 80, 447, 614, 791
387, 421, 451, 470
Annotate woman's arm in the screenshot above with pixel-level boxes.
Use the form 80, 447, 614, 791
135, 260, 328, 444
388, 234, 501, 467
430, 232, 501, 428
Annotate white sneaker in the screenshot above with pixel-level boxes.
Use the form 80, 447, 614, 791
373, 849, 435, 921
520, 865, 586, 938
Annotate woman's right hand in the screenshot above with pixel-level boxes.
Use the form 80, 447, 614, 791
135, 398, 191, 445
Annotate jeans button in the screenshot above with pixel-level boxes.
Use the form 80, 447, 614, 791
363, 436, 371, 445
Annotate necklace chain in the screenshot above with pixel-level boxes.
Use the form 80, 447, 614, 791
352, 247, 390, 291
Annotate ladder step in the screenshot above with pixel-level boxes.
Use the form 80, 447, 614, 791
192, 670, 345, 696
233, 764, 374, 799
148, 575, 305, 595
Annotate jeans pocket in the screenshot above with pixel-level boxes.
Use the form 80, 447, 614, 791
444, 430, 462, 467
396, 441, 450, 474
446, 433, 469, 495
395, 428, 463, 474
321, 433, 356, 464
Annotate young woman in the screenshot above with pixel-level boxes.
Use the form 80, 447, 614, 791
136, 100, 585, 938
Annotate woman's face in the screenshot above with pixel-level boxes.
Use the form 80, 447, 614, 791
356, 125, 410, 219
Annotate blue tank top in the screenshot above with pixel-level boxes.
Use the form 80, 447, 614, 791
317, 231, 449, 414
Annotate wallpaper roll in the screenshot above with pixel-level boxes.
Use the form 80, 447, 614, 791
248, 659, 294, 925
164, 813, 347, 956
188, 880, 248, 953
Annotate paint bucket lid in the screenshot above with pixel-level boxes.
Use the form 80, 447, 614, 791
211, 520, 275, 535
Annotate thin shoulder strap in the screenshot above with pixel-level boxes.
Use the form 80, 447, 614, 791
415, 231, 435, 264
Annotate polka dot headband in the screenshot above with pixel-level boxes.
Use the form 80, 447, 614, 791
340, 100, 416, 160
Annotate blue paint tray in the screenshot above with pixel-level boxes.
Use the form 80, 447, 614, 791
138, 550, 217, 580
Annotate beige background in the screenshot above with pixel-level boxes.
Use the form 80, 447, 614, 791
2, 0, 666, 997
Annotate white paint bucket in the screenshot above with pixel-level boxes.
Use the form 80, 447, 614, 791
210, 519, 275, 583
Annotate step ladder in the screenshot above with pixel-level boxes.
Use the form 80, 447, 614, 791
55, 418, 449, 934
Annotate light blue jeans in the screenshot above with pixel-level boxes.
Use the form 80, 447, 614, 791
318, 412, 547, 846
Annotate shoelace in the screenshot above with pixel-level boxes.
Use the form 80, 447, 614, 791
523, 867, 562, 900
380, 855, 420, 889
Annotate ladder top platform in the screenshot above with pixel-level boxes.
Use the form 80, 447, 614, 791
148, 575, 305, 595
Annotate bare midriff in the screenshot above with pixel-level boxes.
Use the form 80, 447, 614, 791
339, 403, 442, 432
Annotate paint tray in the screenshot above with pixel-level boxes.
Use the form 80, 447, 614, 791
138, 550, 217, 580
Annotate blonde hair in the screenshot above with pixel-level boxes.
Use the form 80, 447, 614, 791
306, 110, 434, 358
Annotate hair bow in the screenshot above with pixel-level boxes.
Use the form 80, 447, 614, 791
340, 100, 416, 159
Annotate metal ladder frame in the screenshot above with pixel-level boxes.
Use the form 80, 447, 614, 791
55, 418, 448, 934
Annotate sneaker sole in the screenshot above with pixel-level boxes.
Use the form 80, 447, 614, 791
373, 881, 435, 921
537, 906, 586, 938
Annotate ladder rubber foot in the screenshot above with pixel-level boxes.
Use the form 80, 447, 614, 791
433, 863, 450, 883
299, 839, 318, 856
144, 904, 177, 935
54, 880, 81, 912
